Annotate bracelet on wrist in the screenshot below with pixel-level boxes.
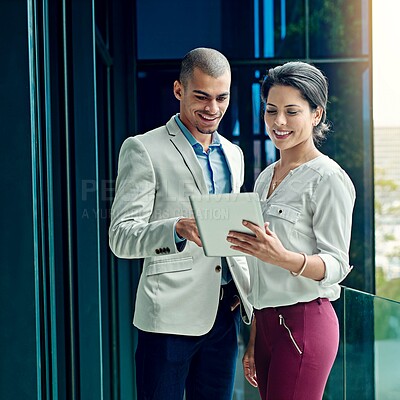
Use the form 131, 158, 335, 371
290, 252, 308, 277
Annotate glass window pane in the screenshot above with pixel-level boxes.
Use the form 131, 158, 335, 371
252, 83, 261, 135
309, 0, 369, 58
342, 288, 375, 398
317, 62, 372, 291
270, 0, 305, 58
374, 294, 400, 398
335, 287, 400, 399
136, 0, 222, 59
373, 0, 400, 303
253, 140, 262, 180
137, 69, 179, 132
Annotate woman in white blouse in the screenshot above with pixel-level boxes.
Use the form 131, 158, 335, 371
227, 61, 356, 400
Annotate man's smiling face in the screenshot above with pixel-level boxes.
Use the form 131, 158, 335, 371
174, 67, 231, 142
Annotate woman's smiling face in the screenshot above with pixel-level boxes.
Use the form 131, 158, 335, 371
264, 85, 321, 151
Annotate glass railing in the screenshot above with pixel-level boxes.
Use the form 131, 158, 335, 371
233, 286, 400, 400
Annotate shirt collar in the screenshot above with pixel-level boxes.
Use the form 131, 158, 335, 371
174, 114, 221, 149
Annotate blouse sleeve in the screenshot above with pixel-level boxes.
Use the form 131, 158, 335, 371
311, 169, 356, 286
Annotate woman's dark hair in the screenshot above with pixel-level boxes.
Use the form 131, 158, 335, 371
261, 61, 330, 143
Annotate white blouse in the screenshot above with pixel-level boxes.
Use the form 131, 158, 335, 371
248, 155, 356, 309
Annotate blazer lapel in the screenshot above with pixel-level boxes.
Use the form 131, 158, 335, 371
166, 117, 208, 194
219, 135, 241, 192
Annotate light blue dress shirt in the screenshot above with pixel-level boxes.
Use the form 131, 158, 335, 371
175, 115, 232, 194
174, 115, 232, 284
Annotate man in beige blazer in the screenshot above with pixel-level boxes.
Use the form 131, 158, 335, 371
109, 48, 252, 400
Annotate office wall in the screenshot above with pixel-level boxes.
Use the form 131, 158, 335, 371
0, 1, 37, 397
0, 0, 139, 398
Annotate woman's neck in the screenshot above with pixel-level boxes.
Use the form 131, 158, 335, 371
278, 145, 320, 169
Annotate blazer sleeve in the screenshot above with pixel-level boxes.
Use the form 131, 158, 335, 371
109, 137, 179, 258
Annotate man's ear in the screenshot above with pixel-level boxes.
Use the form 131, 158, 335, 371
173, 80, 183, 100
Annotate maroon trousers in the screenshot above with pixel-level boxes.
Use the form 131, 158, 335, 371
254, 298, 339, 400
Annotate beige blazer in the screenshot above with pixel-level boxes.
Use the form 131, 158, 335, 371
109, 116, 252, 335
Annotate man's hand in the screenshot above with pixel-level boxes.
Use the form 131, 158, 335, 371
242, 344, 258, 388
176, 218, 202, 247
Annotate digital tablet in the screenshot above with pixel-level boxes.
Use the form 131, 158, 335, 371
189, 192, 264, 257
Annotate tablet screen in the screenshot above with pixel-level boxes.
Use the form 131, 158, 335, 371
189, 192, 264, 257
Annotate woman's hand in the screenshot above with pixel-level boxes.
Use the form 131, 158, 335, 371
228, 221, 326, 280
242, 343, 258, 387
227, 221, 288, 265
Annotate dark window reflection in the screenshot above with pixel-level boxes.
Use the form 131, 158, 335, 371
136, 69, 179, 133
270, 0, 305, 59
309, 0, 368, 58
318, 61, 372, 291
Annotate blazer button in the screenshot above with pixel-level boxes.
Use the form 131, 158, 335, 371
155, 249, 160, 254
166, 247, 170, 253
215, 265, 222, 273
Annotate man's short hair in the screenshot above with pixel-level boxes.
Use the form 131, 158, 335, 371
179, 48, 231, 87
